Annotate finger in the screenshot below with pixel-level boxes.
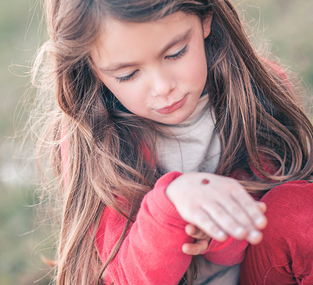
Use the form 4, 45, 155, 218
202, 202, 252, 240
231, 189, 268, 230
182, 239, 209, 255
246, 230, 263, 245
192, 208, 227, 242
185, 224, 209, 239
246, 203, 266, 244
207, 200, 265, 244
220, 198, 259, 233
256, 202, 267, 214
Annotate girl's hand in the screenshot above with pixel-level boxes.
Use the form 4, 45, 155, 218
166, 172, 267, 244
182, 224, 212, 255
182, 202, 267, 255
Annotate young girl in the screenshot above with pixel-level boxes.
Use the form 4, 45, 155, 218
31, 0, 313, 284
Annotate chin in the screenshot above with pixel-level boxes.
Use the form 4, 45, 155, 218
164, 113, 191, 125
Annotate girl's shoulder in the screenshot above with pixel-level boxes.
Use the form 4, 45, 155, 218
263, 58, 289, 82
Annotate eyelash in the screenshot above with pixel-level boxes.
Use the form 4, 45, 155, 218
116, 70, 138, 83
115, 44, 189, 83
166, 44, 188, 60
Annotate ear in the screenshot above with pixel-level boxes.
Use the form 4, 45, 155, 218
202, 11, 213, 38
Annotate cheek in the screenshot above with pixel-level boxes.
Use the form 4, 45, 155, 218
99, 77, 130, 100
180, 46, 207, 87
105, 81, 147, 110
97, 72, 149, 113
186, 57, 207, 87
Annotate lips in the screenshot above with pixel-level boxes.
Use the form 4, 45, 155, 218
156, 95, 187, 114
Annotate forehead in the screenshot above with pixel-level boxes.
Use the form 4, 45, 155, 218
91, 12, 201, 65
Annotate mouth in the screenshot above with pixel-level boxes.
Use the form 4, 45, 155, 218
155, 95, 187, 114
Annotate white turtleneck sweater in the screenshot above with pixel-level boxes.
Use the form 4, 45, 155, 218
156, 94, 221, 174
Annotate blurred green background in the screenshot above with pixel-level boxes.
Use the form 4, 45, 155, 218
0, 0, 312, 284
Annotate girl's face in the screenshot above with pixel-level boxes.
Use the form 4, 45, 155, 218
92, 12, 212, 125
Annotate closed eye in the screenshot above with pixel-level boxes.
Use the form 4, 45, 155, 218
115, 70, 138, 83
166, 44, 188, 60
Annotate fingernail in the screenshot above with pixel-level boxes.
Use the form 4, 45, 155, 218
249, 230, 261, 239
234, 227, 245, 237
217, 231, 226, 238
255, 217, 266, 226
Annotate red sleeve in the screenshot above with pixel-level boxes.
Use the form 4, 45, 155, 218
264, 59, 292, 91
95, 171, 193, 285
202, 237, 247, 266
95, 171, 248, 284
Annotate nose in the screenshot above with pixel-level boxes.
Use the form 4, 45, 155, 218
150, 68, 176, 98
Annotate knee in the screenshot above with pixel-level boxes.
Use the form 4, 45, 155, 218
242, 181, 313, 284
260, 180, 313, 240
261, 181, 313, 213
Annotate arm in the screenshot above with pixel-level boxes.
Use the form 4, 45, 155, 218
96, 171, 264, 285
95, 171, 193, 285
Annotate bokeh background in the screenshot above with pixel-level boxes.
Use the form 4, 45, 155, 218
0, 0, 312, 284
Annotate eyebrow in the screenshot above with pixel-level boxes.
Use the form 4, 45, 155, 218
99, 28, 192, 73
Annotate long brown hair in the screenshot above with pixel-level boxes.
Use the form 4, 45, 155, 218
30, 0, 313, 284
